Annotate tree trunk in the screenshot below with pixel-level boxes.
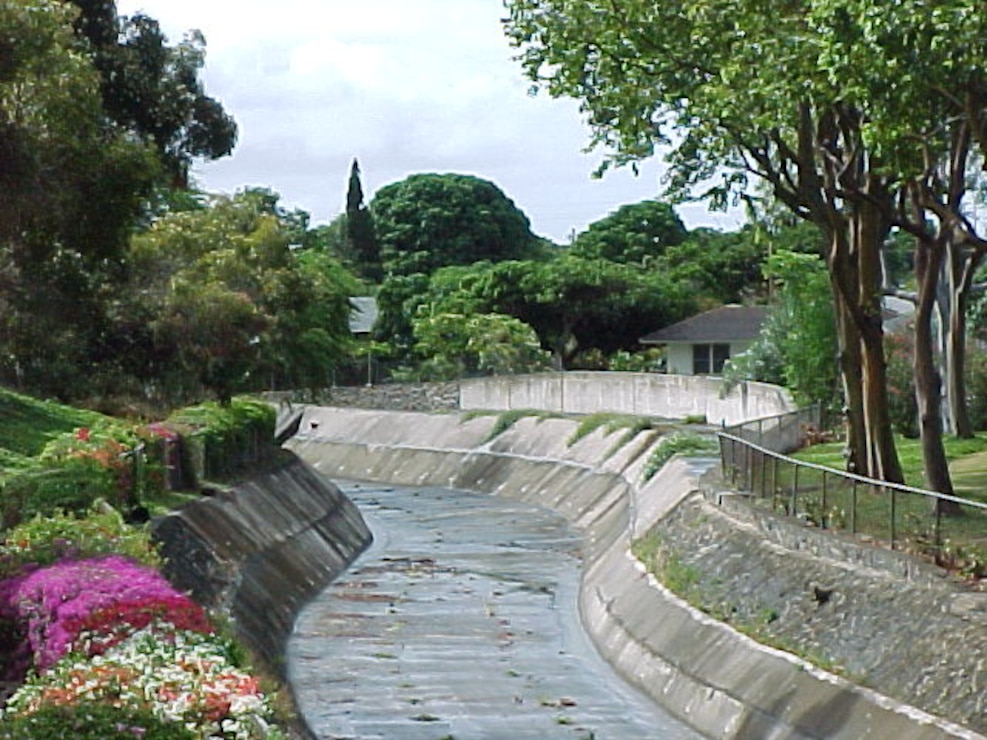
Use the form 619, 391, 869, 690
832, 284, 866, 473
913, 236, 954, 495
942, 235, 985, 439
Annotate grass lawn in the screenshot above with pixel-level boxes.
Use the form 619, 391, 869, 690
0, 387, 106, 457
772, 433, 987, 567
792, 433, 987, 504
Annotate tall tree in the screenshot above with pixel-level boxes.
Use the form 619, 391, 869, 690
125, 190, 357, 405
0, 0, 159, 398
569, 200, 687, 264
69, 0, 237, 187
343, 158, 381, 282
371, 173, 541, 277
503, 0, 913, 482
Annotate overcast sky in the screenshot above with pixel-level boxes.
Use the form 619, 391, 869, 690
116, 0, 742, 244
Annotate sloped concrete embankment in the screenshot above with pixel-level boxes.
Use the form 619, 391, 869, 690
287, 406, 981, 740
151, 455, 372, 673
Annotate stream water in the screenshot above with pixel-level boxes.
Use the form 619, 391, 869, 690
287, 480, 701, 740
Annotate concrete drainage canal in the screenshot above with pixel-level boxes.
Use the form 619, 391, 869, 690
287, 480, 700, 740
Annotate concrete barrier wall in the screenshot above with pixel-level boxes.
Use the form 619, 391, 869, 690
459, 372, 795, 425
151, 455, 372, 673
287, 407, 981, 740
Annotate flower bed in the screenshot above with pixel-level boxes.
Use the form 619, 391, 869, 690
0, 545, 285, 738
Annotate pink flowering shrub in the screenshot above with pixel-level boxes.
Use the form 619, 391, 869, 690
2, 555, 186, 673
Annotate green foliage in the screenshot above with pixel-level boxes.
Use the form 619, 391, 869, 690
165, 398, 276, 483
631, 533, 701, 596
724, 250, 839, 409
885, 334, 919, 438
381, 255, 696, 372
156, 282, 267, 406
570, 200, 687, 263
126, 189, 357, 405
568, 413, 656, 446
606, 349, 665, 373
412, 312, 551, 380
0, 0, 161, 401
484, 409, 560, 442
642, 432, 719, 481
964, 350, 987, 432
1, 417, 167, 527
371, 173, 540, 277
0, 388, 107, 458
0, 703, 197, 740
659, 227, 768, 305
0, 504, 160, 579
71, 4, 237, 184
343, 158, 381, 282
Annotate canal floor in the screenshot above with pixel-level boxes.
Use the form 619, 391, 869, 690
287, 480, 701, 740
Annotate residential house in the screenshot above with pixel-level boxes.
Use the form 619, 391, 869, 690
640, 304, 768, 375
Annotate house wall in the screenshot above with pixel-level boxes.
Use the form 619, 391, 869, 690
666, 340, 753, 376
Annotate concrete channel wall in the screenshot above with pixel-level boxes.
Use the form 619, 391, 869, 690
151, 455, 372, 673
287, 406, 982, 740
459, 372, 794, 426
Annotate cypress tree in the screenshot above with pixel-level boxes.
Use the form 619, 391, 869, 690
345, 158, 381, 282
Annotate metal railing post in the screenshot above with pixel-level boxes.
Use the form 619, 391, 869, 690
851, 479, 858, 534
790, 465, 799, 516
890, 487, 897, 550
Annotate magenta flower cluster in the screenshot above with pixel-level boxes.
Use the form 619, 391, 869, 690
0, 555, 188, 677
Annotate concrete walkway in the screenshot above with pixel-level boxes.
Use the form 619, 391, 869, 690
287, 480, 700, 740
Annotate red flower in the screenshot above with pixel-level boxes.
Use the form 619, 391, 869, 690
75, 428, 90, 442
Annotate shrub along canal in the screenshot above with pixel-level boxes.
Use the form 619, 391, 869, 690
287, 480, 700, 740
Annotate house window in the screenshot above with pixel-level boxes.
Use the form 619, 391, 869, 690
693, 343, 731, 374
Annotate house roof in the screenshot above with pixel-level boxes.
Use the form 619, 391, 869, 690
640, 305, 768, 344
349, 296, 378, 334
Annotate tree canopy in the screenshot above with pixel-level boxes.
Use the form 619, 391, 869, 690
569, 200, 687, 264
504, 0, 987, 487
69, 1, 237, 186
126, 190, 357, 404
0, 0, 239, 404
371, 173, 542, 277
375, 256, 695, 370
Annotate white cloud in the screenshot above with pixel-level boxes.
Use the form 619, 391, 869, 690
116, 0, 741, 242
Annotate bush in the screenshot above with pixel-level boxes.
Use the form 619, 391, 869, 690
0, 503, 160, 580
165, 398, 276, 483
0, 703, 197, 740
965, 349, 987, 432
607, 348, 665, 372
0, 555, 187, 674
642, 432, 719, 481
1, 423, 167, 528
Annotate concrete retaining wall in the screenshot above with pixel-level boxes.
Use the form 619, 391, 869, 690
151, 454, 372, 673
287, 407, 982, 740
459, 372, 795, 426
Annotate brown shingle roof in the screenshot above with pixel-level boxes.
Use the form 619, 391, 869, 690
640, 305, 768, 344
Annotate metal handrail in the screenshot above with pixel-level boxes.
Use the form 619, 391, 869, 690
716, 427, 987, 559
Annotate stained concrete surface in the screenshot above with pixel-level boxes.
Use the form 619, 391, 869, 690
287, 480, 700, 740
